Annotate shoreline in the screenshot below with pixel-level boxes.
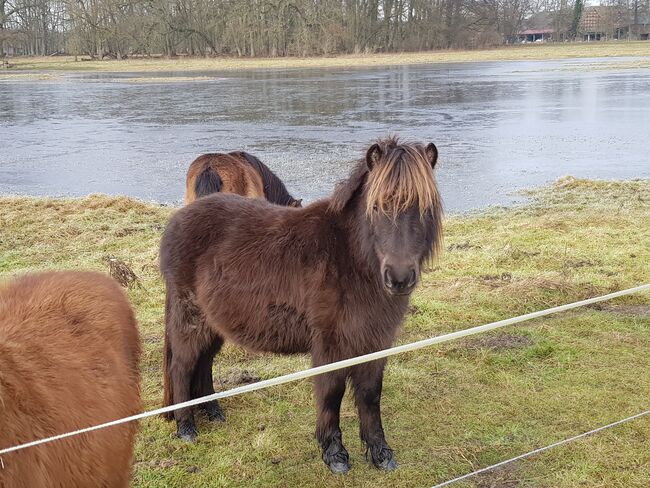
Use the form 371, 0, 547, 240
1, 175, 646, 215
5, 41, 650, 74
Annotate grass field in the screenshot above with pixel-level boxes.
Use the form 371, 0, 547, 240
6, 41, 650, 73
0, 177, 649, 487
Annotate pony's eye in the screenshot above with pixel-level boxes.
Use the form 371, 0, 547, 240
372, 204, 379, 212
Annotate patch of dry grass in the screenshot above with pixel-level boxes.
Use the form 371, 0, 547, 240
7, 41, 650, 73
552, 58, 650, 71
0, 178, 648, 487
0, 72, 60, 81
110, 75, 221, 83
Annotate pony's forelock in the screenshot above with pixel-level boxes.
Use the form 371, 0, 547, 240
365, 139, 440, 220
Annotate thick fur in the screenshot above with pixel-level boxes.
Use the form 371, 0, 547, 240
0, 272, 142, 488
184, 151, 301, 207
161, 137, 442, 472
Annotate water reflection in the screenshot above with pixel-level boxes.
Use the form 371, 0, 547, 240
0, 57, 648, 211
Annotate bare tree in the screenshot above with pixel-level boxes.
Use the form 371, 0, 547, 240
4, 0, 638, 59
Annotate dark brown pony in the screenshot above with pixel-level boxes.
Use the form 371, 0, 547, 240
0, 272, 141, 488
160, 137, 442, 474
185, 151, 302, 207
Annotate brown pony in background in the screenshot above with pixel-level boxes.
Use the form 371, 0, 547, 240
0, 272, 141, 488
185, 151, 302, 207
160, 137, 443, 474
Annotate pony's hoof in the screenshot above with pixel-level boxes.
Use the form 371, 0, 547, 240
322, 439, 350, 475
176, 422, 198, 442
368, 445, 398, 471
207, 410, 226, 422
328, 461, 350, 474
375, 455, 398, 471
203, 402, 226, 422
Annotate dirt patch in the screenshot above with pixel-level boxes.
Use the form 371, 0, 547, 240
105, 257, 140, 288
143, 334, 161, 344
564, 258, 600, 269
148, 222, 166, 231
508, 248, 540, 260
141, 260, 160, 274
220, 369, 261, 387
479, 273, 513, 287
476, 465, 520, 487
471, 333, 534, 351
448, 241, 481, 251
114, 227, 139, 237
592, 304, 650, 317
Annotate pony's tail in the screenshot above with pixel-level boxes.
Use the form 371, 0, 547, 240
194, 167, 222, 199
161, 319, 174, 421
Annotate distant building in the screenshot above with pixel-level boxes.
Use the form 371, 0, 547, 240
578, 6, 648, 41
617, 14, 650, 40
518, 29, 555, 42
516, 6, 649, 43
579, 6, 620, 40
516, 11, 569, 43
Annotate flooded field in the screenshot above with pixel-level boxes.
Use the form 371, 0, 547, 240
1, 57, 649, 211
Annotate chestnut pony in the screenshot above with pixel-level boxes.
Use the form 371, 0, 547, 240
185, 151, 302, 207
160, 137, 442, 474
0, 272, 141, 488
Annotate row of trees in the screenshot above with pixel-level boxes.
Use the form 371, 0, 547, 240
1, 0, 648, 58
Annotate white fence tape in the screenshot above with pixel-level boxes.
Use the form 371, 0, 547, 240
0, 283, 648, 457
432, 408, 650, 487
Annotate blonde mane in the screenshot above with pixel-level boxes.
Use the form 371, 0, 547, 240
365, 137, 441, 219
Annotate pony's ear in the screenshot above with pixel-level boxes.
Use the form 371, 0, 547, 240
290, 199, 303, 208
425, 143, 438, 169
366, 144, 382, 170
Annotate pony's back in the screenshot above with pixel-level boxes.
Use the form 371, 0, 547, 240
185, 152, 301, 207
236, 152, 301, 207
185, 153, 264, 204
0, 271, 141, 488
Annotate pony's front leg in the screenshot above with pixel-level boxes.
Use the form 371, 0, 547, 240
351, 359, 397, 471
314, 369, 350, 474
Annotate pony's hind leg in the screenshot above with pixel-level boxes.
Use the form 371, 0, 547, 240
191, 334, 226, 422
168, 335, 202, 440
351, 359, 397, 471
166, 290, 207, 441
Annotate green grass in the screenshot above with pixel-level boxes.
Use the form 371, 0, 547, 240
4, 41, 650, 74
0, 176, 649, 487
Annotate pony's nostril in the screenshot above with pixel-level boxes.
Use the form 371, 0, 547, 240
408, 269, 416, 287
383, 269, 393, 287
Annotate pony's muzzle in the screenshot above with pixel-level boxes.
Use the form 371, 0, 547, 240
382, 265, 417, 295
